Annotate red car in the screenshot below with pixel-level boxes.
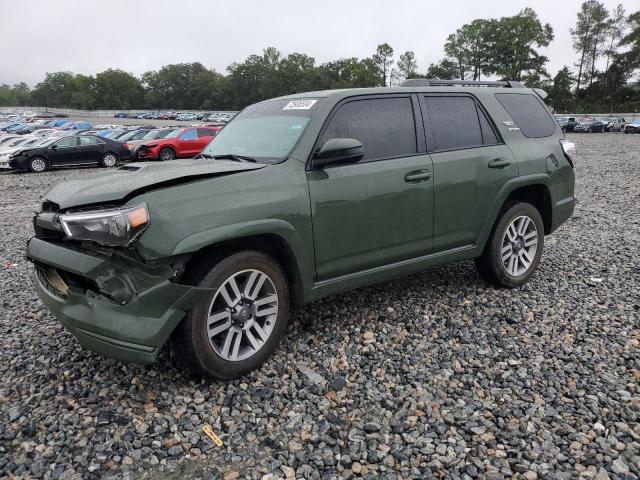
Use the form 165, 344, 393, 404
137, 126, 221, 161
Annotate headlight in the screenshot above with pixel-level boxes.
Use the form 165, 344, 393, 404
59, 203, 150, 246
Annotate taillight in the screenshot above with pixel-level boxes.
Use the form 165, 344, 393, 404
559, 139, 575, 168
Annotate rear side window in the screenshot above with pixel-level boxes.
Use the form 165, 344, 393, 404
79, 136, 102, 145
496, 93, 556, 138
423, 96, 484, 151
197, 128, 215, 138
320, 97, 417, 162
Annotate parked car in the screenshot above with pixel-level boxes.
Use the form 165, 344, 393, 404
125, 128, 178, 159
603, 117, 626, 132
623, 119, 640, 134
26, 80, 575, 379
8, 135, 131, 172
573, 119, 606, 133
61, 121, 92, 131
137, 126, 219, 161
554, 116, 577, 133
0, 137, 52, 169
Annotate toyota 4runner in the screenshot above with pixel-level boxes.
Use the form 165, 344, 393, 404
27, 79, 575, 379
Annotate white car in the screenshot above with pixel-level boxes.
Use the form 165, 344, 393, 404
0, 137, 51, 169
0, 136, 41, 153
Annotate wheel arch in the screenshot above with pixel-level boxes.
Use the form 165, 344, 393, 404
172, 222, 310, 306
478, 175, 554, 251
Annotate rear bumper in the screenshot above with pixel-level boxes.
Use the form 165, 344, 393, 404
27, 237, 212, 364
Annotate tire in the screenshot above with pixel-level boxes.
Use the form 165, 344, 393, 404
101, 152, 118, 168
173, 250, 290, 379
159, 147, 175, 161
28, 156, 48, 173
475, 202, 544, 288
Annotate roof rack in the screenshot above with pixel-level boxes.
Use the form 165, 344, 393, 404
400, 79, 525, 88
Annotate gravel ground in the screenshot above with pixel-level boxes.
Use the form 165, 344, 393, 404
0, 134, 638, 480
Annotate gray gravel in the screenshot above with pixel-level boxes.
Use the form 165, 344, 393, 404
1, 134, 639, 479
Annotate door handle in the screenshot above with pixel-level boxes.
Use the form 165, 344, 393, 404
488, 158, 511, 169
404, 169, 431, 183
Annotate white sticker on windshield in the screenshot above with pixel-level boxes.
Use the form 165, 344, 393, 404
283, 99, 317, 110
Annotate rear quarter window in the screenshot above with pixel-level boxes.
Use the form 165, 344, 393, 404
495, 93, 556, 138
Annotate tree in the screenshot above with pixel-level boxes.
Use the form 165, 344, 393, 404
396, 51, 418, 82
444, 19, 491, 81
94, 69, 144, 109
487, 8, 554, 81
425, 59, 460, 79
372, 43, 394, 86
603, 5, 627, 78
620, 10, 640, 74
31, 72, 95, 109
142, 62, 221, 109
571, 1, 609, 91
548, 67, 575, 112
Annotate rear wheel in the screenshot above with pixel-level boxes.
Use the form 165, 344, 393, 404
28, 156, 48, 173
159, 148, 175, 161
475, 202, 544, 288
173, 250, 290, 379
101, 152, 118, 168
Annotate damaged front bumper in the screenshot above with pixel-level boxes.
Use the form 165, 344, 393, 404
27, 237, 212, 364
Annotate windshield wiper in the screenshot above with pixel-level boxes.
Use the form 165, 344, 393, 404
213, 154, 257, 163
197, 153, 214, 159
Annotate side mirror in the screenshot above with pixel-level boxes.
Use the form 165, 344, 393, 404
50, 144, 57, 150
312, 138, 364, 169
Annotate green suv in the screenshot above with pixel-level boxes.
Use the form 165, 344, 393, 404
27, 80, 575, 379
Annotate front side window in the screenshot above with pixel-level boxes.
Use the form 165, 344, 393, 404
423, 96, 483, 151
201, 98, 321, 163
197, 128, 216, 138
55, 137, 77, 148
319, 97, 417, 162
179, 129, 197, 141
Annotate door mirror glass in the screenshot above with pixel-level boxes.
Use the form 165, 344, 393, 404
313, 138, 364, 169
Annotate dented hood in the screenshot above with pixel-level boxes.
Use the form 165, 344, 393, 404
43, 158, 266, 210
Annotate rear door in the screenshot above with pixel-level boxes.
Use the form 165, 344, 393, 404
177, 128, 199, 156
196, 128, 216, 152
307, 94, 434, 280
77, 136, 104, 164
420, 94, 518, 252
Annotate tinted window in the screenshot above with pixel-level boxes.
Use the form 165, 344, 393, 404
55, 137, 77, 148
495, 93, 556, 138
197, 128, 216, 138
79, 136, 101, 145
179, 129, 197, 141
320, 97, 416, 162
423, 96, 482, 151
478, 108, 499, 145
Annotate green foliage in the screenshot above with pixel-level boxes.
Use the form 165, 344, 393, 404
372, 43, 394, 86
425, 59, 459, 80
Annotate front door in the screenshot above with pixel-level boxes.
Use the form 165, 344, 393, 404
48, 136, 80, 165
308, 95, 434, 281
177, 128, 199, 157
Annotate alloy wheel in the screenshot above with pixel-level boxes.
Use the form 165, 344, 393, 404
206, 269, 279, 362
103, 154, 117, 167
30, 158, 46, 172
501, 215, 538, 277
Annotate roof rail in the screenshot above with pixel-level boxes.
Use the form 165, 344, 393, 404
400, 79, 525, 88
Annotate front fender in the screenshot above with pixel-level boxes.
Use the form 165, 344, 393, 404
167, 219, 314, 297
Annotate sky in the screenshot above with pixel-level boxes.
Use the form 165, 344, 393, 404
1, 0, 637, 87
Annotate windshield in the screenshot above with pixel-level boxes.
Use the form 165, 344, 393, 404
201, 98, 321, 163
143, 129, 163, 140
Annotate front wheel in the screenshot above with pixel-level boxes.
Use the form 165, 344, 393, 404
173, 251, 290, 379
475, 202, 544, 288
28, 156, 48, 173
159, 148, 175, 161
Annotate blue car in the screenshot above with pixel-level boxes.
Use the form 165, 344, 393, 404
52, 120, 71, 127
5, 123, 30, 132
62, 121, 92, 131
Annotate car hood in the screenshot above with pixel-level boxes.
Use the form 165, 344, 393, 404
43, 158, 267, 210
